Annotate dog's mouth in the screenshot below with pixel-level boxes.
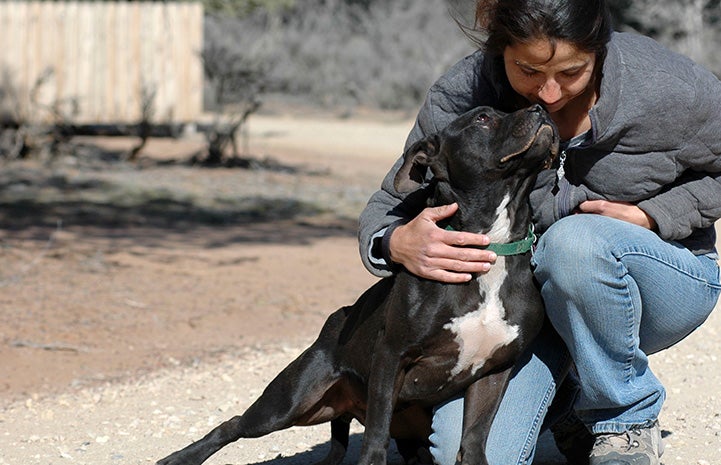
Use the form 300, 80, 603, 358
499, 124, 559, 165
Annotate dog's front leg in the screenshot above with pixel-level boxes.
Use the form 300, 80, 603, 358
358, 332, 405, 465
456, 368, 513, 465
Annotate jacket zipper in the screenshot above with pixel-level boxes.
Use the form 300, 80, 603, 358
557, 149, 567, 183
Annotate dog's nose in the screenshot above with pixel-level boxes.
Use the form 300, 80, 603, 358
527, 104, 544, 114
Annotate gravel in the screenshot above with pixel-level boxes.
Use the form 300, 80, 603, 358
1, 115, 719, 465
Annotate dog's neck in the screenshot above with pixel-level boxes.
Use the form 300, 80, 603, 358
433, 179, 535, 243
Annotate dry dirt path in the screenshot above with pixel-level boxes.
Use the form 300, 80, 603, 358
0, 112, 719, 465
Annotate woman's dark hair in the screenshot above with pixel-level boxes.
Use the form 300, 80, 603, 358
474, 0, 612, 61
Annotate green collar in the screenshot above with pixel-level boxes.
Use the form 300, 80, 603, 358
445, 225, 536, 256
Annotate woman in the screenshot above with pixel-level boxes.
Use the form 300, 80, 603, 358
358, 0, 721, 464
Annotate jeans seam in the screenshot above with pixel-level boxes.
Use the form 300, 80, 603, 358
620, 272, 638, 384
518, 381, 554, 465
592, 419, 658, 434
616, 249, 721, 290
518, 348, 572, 465
607, 251, 640, 384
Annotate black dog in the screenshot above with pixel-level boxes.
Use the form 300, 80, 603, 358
157, 104, 559, 465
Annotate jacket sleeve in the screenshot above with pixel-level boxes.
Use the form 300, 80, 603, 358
637, 65, 721, 241
357, 97, 437, 277
358, 51, 493, 277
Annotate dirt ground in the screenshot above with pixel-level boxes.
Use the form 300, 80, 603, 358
0, 111, 719, 465
0, 111, 410, 400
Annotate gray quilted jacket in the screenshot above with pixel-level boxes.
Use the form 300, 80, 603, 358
358, 32, 721, 277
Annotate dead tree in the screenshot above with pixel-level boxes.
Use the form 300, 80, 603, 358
125, 86, 157, 162
197, 40, 267, 166
0, 67, 78, 161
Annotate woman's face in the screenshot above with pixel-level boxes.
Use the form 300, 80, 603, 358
503, 38, 597, 114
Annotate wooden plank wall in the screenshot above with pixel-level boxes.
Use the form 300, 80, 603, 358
0, 1, 203, 124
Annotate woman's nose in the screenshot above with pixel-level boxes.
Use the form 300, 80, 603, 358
538, 79, 561, 104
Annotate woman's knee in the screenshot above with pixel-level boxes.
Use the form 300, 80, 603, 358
532, 216, 615, 289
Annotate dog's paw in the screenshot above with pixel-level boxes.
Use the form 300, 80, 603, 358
155, 453, 183, 465
358, 449, 388, 465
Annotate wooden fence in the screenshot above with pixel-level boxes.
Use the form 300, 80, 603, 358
0, 1, 203, 124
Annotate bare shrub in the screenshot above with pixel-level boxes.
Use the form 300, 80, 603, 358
206, 0, 719, 115
196, 16, 269, 165
210, 0, 476, 112
0, 67, 79, 161
125, 87, 158, 162
609, 0, 721, 75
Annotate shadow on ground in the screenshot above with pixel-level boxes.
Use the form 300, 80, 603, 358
0, 156, 361, 247
238, 431, 565, 465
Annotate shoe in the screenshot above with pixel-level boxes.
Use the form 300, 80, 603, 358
551, 418, 593, 465
589, 421, 664, 465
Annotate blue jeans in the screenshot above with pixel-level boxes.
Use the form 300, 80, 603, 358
430, 215, 721, 465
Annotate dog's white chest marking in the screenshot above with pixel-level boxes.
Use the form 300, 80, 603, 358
444, 194, 520, 378
485, 194, 512, 243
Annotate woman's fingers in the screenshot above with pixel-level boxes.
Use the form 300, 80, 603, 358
389, 204, 497, 283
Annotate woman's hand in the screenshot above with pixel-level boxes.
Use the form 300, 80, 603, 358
389, 203, 497, 283
577, 200, 657, 230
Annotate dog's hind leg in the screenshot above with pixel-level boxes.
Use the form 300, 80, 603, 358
395, 438, 433, 465
313, 418, 351, 465
156, 346, 347, 465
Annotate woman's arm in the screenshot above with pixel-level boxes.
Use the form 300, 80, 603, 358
636, 65, 721, 241
358, 50, 501, 280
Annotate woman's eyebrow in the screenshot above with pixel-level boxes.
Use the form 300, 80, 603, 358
514, 60, 540, 71
563, 62, 590, 72
514, 59, 589, 72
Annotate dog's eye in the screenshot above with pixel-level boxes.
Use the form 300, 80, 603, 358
476, 114, 491, 127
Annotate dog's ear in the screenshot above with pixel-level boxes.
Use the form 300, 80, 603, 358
394, 136, 439, 193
